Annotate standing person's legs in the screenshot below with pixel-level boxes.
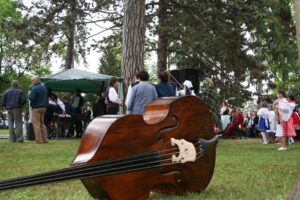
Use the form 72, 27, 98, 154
279, 120, 294, 150
289, 137, 295, 144
32, 108, 43, 143
282, 136, 289, 148
265, 131, 269, 143
68, 116, 75, 137
64, 117, 73, 137
261, 131, 269, 144
277, 136, 282, 144
7, 109, 16, 142
13, 108, 23, 142
39, 108, 48, 143
75, 113, 82, 137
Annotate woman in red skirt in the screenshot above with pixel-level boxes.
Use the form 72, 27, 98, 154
287, 95, 299, 144
275, 91, 296, 151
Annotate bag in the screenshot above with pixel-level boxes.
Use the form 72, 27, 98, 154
104, 86, 119, 114
106, 102, 119, 114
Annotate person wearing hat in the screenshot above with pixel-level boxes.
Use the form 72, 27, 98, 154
177, 80, 196, 96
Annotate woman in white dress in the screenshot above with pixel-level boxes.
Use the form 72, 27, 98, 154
267, 104, 276, 143
106, 77, 122, 114
274, 90, 296, 150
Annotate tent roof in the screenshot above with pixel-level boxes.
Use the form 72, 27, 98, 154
42, 68, 113, 81
41, 68, 120, 93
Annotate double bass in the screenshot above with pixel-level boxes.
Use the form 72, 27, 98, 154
0, 96, 219, 199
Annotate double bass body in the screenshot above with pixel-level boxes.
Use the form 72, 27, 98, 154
73, 96, 217, 200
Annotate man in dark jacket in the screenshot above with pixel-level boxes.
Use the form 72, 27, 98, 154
71, 88, 84, 137
1, 80, 26, 142
155, 71, 173, 97
29, 76, 48, 144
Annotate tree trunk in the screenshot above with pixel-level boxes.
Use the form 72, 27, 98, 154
65, 1, 76, 69
294, 0, 300, 59
0, 31, 3, 75
157, 0, 170, 72
121, 0, 146, 88
65, 24, 75, 69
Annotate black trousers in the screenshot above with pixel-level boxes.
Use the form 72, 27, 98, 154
70, 113, 83, 137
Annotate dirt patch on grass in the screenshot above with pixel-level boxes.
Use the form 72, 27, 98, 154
285, 173, 300, 200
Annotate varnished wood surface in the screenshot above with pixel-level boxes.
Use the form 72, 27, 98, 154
72, 96, 216, 200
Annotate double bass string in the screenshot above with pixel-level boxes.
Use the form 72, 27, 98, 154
0, 151, 162, 189
0, 143, 183, 184
1, 145, 178, 184
0, 142, 202, 188
0, 150, 205, 191
0, 142, 204, 190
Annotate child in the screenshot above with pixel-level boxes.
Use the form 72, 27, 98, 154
287, 95, 299, 144
257, 102, 270, 144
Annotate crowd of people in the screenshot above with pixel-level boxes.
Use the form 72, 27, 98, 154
1, 71, 298, 150
220, 90, 299, 151
0, 70, 202, 144
0, 77, 93, 144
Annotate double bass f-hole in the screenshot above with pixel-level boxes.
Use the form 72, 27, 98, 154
156, 115, 179, 139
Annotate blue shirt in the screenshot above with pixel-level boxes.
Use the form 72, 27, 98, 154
127, 81, 158, 114
29, 83, 48, 108
155, 82, 173, 97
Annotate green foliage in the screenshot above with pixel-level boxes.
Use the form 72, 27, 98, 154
143, 0, 298, 105
250, 0, 298, 94
0, 138, 299, 199
97, 31, 122, 77
145, 63, 158, 83
159, 1, 256, 103
0, 0, 21, 21
1, 0, 299, 106
0, 0, 53, 94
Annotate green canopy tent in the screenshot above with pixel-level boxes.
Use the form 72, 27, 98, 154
41, 68, 122, 94
41, 68, 124, 114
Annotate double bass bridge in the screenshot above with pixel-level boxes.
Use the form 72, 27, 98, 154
170, 135, 220, 164
171, 138, 197, 163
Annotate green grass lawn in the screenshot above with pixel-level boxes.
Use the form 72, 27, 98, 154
0, 138, 299, 200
